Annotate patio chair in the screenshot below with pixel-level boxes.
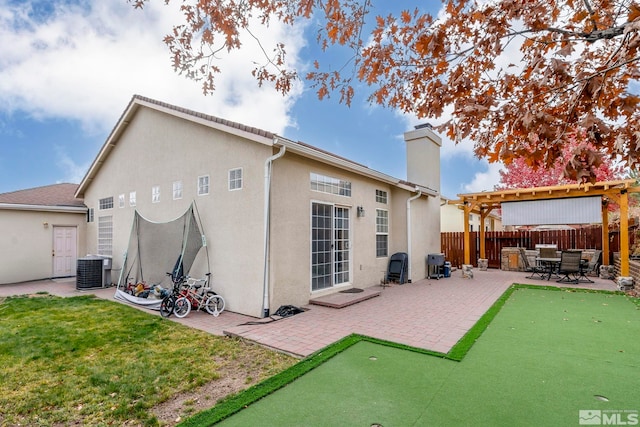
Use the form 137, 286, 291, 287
584, 250, 602, 276
538, 247, 559, 276
556, 250, 582, 283
519, 248, 545, 279
575, 250, 601, 283
539, 247, 558, 259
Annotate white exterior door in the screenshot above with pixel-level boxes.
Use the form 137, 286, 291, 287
53, 226, 77, 277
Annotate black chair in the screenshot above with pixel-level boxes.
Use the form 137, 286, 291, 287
387, 252, 409, 284
519, 248, 545, 279
556, 251, 582, 283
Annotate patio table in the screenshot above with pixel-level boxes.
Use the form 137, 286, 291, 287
536, 257, 561, 281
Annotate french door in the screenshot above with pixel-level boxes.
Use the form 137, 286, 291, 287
311, 203, 351, 291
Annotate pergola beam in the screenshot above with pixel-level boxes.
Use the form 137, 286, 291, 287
452, 179, 640, 276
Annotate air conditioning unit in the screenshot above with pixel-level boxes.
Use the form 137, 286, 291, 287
76, 256, 110, 289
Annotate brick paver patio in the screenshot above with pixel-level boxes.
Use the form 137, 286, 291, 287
0, 269, 618, 358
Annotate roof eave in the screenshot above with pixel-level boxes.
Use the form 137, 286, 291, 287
75, 95, 275, 199
274, 137, 439, 197
0, 203, 87, 213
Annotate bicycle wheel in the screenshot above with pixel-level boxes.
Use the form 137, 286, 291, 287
204, 295, 225, 317
159, 295, 175, 318
173, 297, 192, 318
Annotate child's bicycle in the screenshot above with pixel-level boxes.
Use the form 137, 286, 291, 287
160, 273, 224, 318
159, 272, 185, 318
173, 274, 225, 318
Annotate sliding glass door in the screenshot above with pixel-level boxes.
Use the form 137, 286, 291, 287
311, 203, 351, 291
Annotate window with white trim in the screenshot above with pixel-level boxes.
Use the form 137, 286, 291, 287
97, 215, 113, 256
375, 189, 388, 204
87, 208, 94, 223
99, 197, 113, 210
376, 209, 389, 257
152, 186, 160, 203
118, 194, 125, 208
173, 181, 183, 200
129, 191, 136, 207
229, 168, 242, 191
198, 175, 210, 196
310, 173, 351, 197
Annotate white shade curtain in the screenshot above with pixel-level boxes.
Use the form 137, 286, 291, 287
501, 196, 601, 226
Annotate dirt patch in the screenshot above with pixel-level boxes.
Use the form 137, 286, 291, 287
625, 288, 640, 298
151, 340, 297, 426
151, 373, 250, 426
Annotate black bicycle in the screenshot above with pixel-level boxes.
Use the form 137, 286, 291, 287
159, 272, 185, 318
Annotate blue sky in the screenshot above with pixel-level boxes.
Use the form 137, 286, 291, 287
0, 0, 503, 197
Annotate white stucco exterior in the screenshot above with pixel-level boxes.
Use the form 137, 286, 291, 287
75, 96, 443, 317
0, 205, 86, 284
440, 196, 503, 232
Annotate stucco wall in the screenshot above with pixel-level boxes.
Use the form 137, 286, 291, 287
81, 103, 443, 317
267, 152, 441, 311
441, 203, 464, 232
406, 194, 441, 280
0, 209, 86, 284
440, 202, 503, 232
82, 107, 270, 316
405, 126, 441, 190
268, 153, 394, 309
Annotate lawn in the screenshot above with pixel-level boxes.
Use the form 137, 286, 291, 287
0, 294, 296, 426
183, 286, 640, 426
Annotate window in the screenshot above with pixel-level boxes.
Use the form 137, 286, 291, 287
375, 189, 388, 204
129, 191, 136, 207
229, 168, 242, 191
118, 194, 125, 208
376, 209, 389, 257
173, 181, 183, 200
198, 175, 210, 196
87, 208, 94, 223
99, 197, 113, 210
97, 216, 113, 256
310, 173, 351, 197
152, 186, 160, 203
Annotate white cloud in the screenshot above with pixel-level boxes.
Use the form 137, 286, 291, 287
399, 109, 477, 160
463, 161, 504, 193
55, 145, 90, 184
0, 1, 305, 134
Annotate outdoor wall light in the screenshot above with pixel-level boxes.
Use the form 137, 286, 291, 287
357, 206, 365, 217
43, 222, 49, 228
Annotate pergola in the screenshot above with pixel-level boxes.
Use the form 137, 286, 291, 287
450, 179, 640, 276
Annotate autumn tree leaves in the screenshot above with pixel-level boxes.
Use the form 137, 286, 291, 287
131, 0, 640, 182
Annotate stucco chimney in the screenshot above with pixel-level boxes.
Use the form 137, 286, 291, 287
404, 124, 442, 192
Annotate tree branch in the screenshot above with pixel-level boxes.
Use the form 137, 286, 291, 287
582, 0, 600, 32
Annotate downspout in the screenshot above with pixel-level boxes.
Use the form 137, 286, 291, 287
262, 144, 287, 317
406, 188, 422, 283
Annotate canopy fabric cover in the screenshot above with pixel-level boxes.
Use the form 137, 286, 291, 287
115, 203, 205, 308
501, 196, 601, 226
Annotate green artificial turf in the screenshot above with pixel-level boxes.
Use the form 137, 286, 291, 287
187, 286, 640, 427
422, 288, 640, 426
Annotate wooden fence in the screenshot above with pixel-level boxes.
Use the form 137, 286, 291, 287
441, 226, 616, 268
